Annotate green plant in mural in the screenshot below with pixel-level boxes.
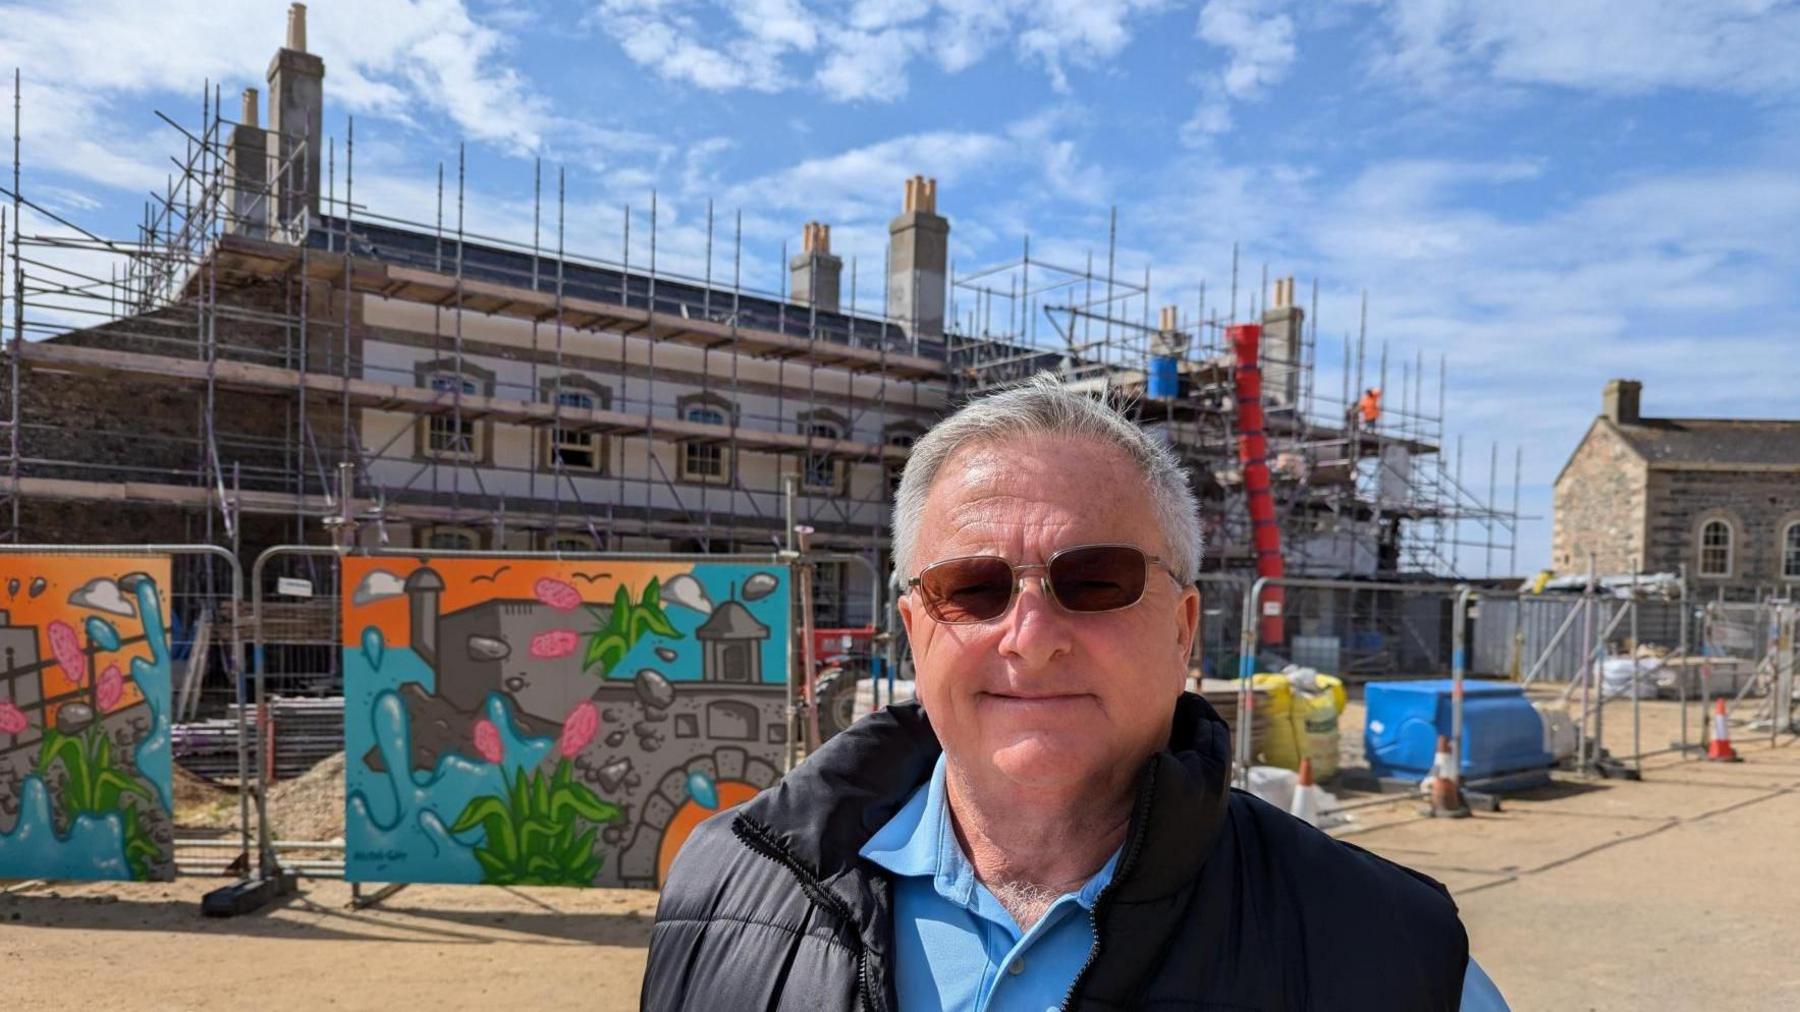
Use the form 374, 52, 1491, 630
34, 725, 162, 880
583, 577, 681, 675
450, 701, 622, 886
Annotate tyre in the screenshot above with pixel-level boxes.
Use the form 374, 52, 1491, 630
816, 666, 861, 741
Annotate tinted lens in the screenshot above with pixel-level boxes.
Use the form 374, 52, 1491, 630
918, 556, 1015, 623
1048, 545, 1147, 613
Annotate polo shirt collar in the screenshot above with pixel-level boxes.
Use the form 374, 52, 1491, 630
860, 754, 1119, 915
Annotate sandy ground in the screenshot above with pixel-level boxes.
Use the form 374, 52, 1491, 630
4, 694, 1797, 1011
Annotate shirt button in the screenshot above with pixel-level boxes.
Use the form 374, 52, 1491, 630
1008, 958, 1025, 976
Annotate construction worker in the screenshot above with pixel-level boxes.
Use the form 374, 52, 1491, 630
1358, 387, 1383, 425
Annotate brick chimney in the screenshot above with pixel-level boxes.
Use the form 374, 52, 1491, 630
1260, 276, 1303, 407
789, 221, 843, 314
887, 175, 949, 343
266, 2, 325, 236
226, 89, 269, 238
1603, 379, 1642, 424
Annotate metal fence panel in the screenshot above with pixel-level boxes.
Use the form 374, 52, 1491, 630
1475, 596, 1686, 681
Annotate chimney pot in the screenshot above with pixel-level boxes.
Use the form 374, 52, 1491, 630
287, 3, 308, 52
241, 88, 260, 128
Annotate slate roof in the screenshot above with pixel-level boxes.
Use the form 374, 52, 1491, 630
1610, 418, 1800, 467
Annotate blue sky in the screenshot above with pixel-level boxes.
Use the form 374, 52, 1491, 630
4, 0, 1798, 574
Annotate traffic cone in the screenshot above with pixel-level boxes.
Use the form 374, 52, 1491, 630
1707, 698, 1742, 762
1429, 735, 1470, 818
1289, 757, 1320, 827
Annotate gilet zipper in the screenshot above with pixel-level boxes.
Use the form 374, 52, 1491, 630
1058, 760, 1160, 1011
731, 816, 879, 1012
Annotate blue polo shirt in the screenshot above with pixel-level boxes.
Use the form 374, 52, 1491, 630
859, 754, 1509, 1011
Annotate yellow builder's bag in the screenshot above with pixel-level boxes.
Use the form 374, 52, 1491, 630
1251, 670, 1347, 777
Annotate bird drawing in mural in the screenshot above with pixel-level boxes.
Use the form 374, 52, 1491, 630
470, 565, 513, 584
572, 571, 611, 584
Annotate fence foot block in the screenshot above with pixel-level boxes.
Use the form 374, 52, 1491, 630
201, 871, 296, 918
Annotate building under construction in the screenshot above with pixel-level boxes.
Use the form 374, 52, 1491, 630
0, 7, 1518, 645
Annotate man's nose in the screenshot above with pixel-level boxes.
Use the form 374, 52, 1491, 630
996, 576, 1072, 665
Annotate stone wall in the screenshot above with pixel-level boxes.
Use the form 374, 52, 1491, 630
1552, 420, 1647, 573
1645, 468, 1800, 597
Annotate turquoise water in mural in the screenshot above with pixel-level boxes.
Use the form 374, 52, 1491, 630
342, 643, 552, 883
602, 564, 792, 684
0, 578, 173, 880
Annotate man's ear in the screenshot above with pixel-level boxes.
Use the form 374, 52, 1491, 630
898, 591, 919, 643
1176, 585, 1200, 656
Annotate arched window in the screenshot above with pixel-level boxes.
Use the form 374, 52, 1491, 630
424, 527, 479, 551
884, 427, 920, 499
1698, 519, 1733, 578
542, 378, 609, 473
1783, 521, 1800, 581
543, 531, 598, 554
796, 409, 850, 495
676, 401, 727, 478
425, 374, 480, 459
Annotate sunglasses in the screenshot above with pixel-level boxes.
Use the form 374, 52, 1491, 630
906, 543, 1182, 625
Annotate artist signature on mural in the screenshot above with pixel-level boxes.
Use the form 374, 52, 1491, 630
352, 849, 409, 863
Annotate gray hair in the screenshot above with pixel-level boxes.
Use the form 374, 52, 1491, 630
891, 374, 1203, 582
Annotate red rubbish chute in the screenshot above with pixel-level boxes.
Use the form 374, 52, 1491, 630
1228, 323, 1286, 646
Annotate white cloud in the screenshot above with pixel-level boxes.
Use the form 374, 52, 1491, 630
353, 569, 407, 605
1185, 0, 1296, 139
587, 0, 1168, 101
1362, 0, 1800, 97
69, 577, 136, 618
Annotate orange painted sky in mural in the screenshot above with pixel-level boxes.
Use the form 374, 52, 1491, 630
0, 554, 171, 715
341, 556, 694, 648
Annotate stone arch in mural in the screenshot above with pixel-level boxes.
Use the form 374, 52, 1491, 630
616, 744, 782, 887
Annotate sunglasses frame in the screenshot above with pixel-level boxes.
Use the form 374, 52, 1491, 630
905, 542, 1185, 625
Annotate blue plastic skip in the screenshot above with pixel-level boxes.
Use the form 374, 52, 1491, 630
1363, 679, 1552, 781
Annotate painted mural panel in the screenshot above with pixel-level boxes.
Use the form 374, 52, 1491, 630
342, 556, 792, 887
0, 555, 175, 881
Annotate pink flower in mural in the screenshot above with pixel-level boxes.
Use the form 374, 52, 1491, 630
0, 700, 26, 735
528, 629, 579, 659
47, 619, 86, 687
533, 577, 582, 612
96, 664, 124, 712
472, 718, 503, 764
558, 700, 599, 758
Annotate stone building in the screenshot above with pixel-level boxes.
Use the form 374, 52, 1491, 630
1552, 379, 1800, 597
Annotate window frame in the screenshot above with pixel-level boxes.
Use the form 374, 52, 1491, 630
421, 526, 481, 552
676, 392, 737, 486
1697, 515, 1736, 579
1781, 519, 1800, 582
540, 376, 610, 475
413, 357, 496, 465
542, 531, 599, 554
882, 421, 925, 500
795, 408, 850, 496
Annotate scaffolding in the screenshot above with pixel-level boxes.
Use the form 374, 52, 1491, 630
1, 73, 944, 628
1, 39, 1524, 693
948, 233, 1522, 581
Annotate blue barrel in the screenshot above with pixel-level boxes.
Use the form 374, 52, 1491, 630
1147, 355, 1179, 398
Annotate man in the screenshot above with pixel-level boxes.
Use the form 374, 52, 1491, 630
645, 377, 1506, 1010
